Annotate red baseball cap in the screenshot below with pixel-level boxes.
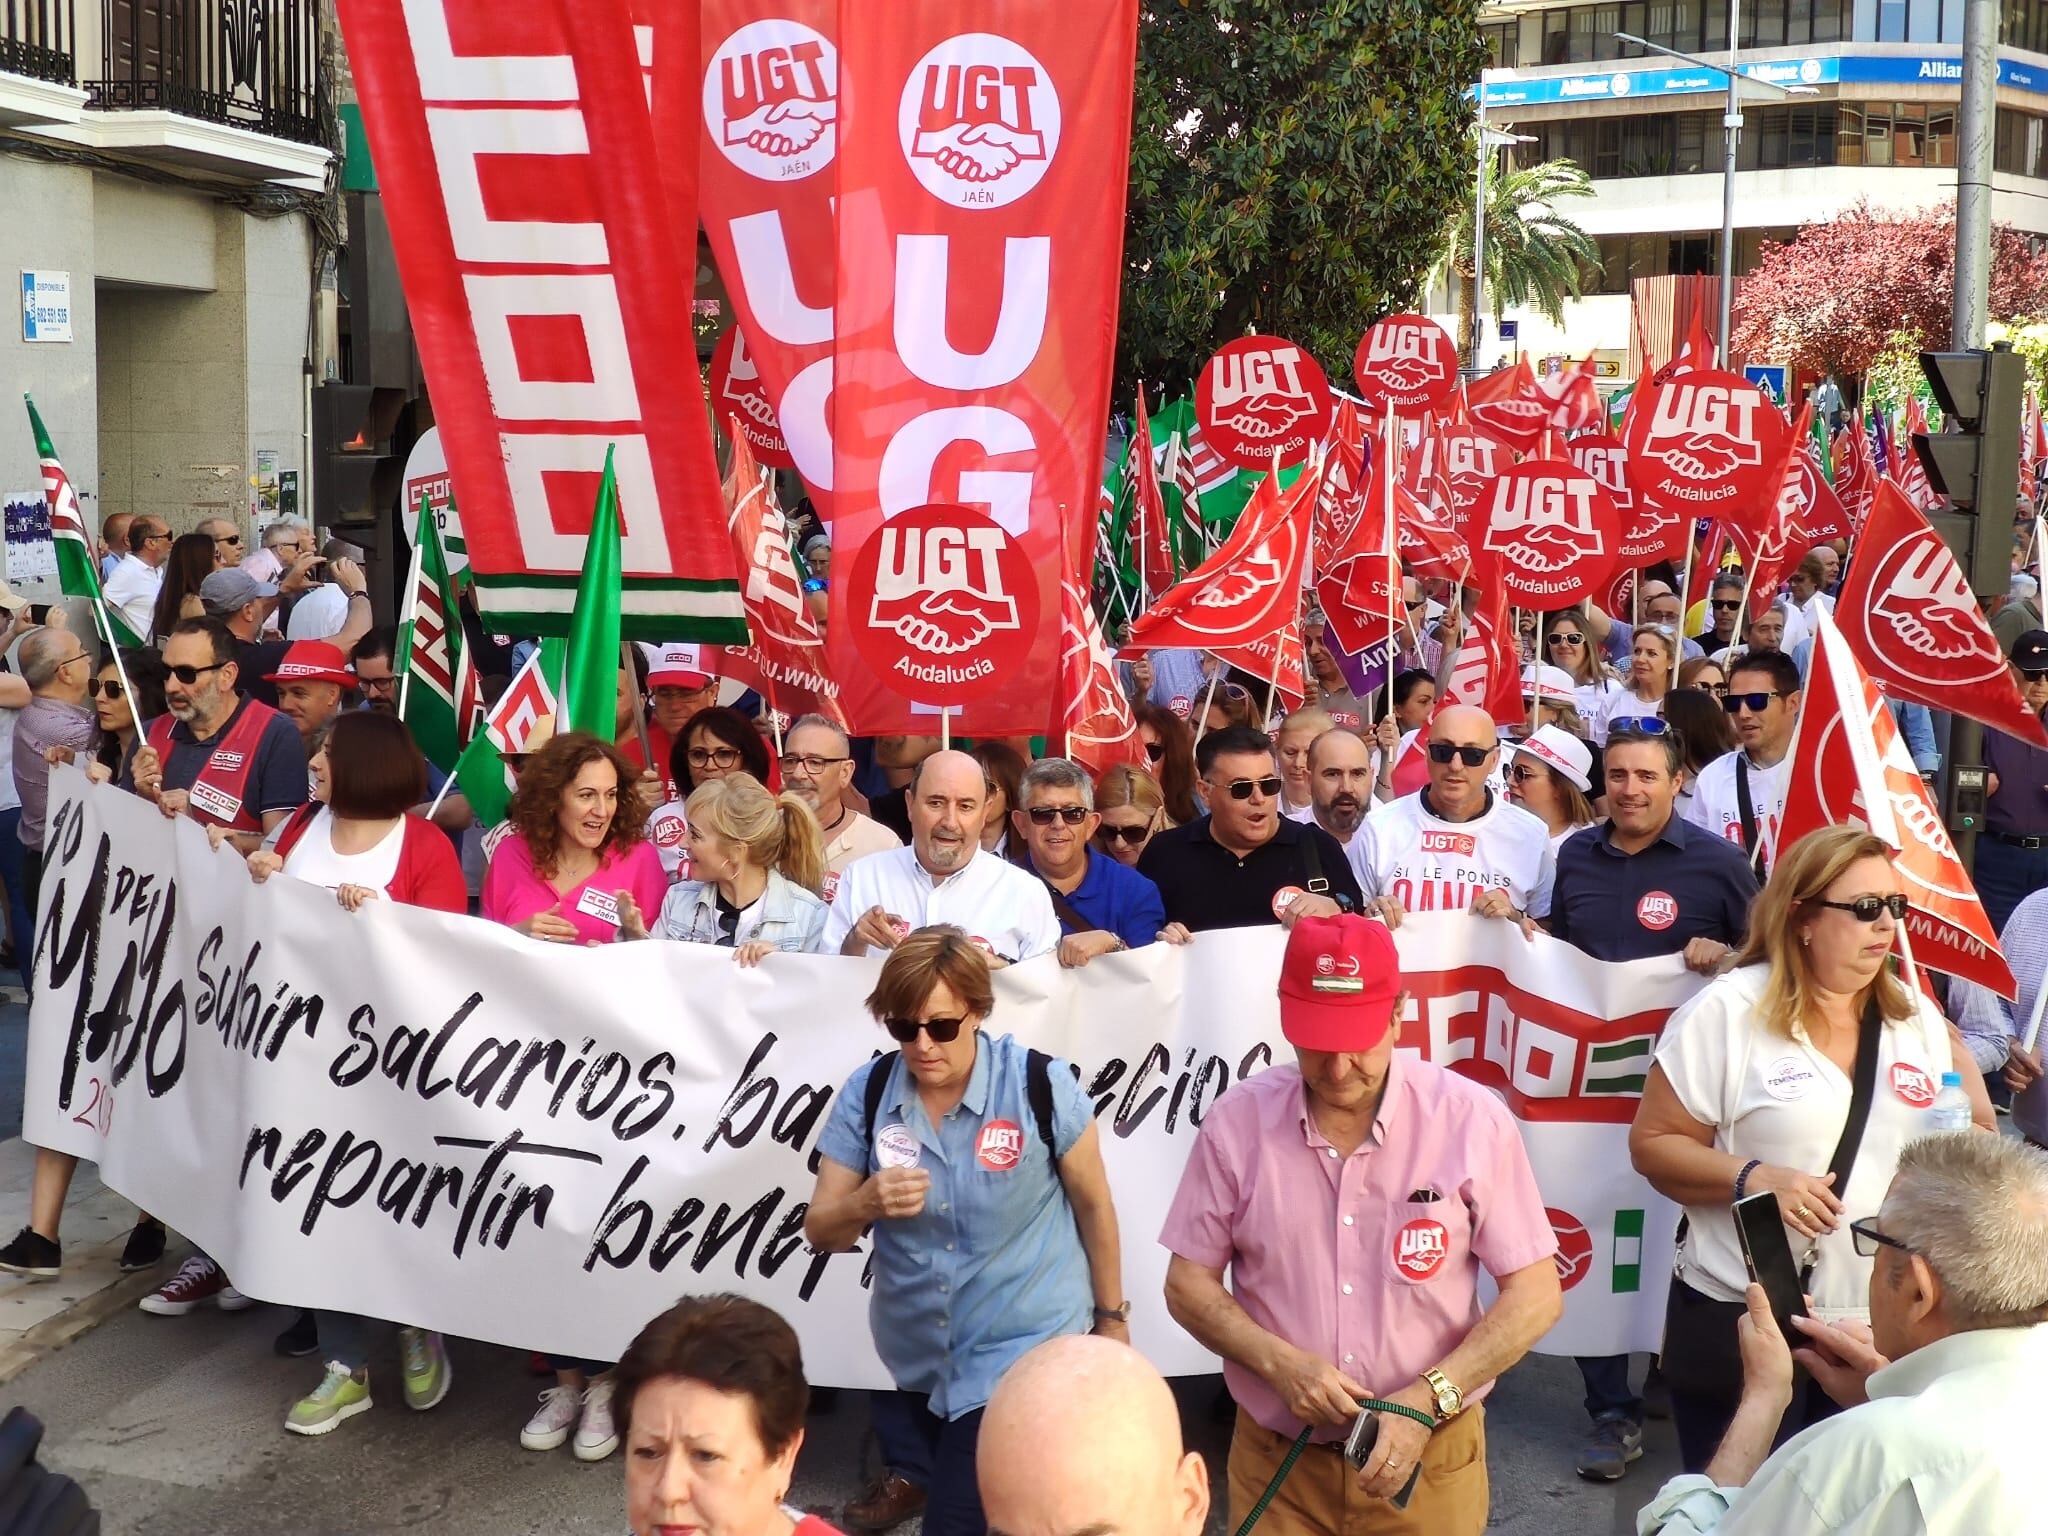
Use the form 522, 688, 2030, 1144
1278, 913, 1402, 1053
265, 640, 354, 688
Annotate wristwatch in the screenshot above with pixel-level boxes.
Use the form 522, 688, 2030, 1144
1420, 1366, 1464, 1422
1093, 1301, 1131, 1323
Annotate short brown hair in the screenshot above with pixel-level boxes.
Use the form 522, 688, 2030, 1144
865, 924, 995, 1027
507, 731, 648, 878
612, 1293, 808, 1454
325, 710, 426, 818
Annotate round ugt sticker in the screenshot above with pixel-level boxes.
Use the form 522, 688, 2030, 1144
1271, 885, 1307, 921
1393, 1218, 1448, 1280
875, 1123, 921, 1169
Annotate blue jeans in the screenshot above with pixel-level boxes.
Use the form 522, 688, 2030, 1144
1975, 835, 2048, 936
873, 1391, 985, 1536
1575, 1354, 1641, 1424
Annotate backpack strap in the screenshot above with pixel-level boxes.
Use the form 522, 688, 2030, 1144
859, 1050, 900, 1174
1025, 1048, 1059, 1160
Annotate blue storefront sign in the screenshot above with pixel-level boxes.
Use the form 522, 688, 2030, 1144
1478, 51, 2046, 106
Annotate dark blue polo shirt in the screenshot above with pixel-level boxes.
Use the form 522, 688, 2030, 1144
1548, 814, 1759, 961
1138, 814, 1364, 932
1026, 848, 1166, 949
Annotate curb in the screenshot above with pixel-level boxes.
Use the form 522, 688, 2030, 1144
0, 1250, 186, 1387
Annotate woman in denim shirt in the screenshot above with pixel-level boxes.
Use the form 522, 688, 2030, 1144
618, 772, 828, 963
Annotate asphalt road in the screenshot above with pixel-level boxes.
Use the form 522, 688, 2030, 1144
7, 1302, 1679, 1536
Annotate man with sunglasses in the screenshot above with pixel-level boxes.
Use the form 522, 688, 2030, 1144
823, 749, 1059, 966
196, 516, 243, 569
1703, 575, 1749, 656
1011, 757, 1163, 966
102, 516, 171, 641
1975, 629, 2048, 932
1353, 706, 1553, 929
1683, 651, 1801, 877
1138, 725, 1361, 939
1637, 1134, 2048, 1535
127, 617, 307, 856
779, 713, 899, 891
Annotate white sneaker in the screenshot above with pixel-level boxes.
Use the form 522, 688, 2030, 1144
573, 1376, 619, 1462
520, 1385, 581, 1452
216, 1283, 255, 1313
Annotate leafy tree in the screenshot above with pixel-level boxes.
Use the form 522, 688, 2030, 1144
1731, 199, 2048, 378
1428, 151, 1599, 361
1120, 0, 1487, 395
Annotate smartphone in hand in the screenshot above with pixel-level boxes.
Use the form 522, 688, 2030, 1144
1734, 1190, 1810, 1344
1342, 1407, 1423, 1509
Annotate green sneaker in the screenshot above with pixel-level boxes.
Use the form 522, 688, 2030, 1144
285, 1362, 371, 1436
399, 1327, 451, 1412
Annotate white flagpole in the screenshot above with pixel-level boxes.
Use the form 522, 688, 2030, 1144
395, 524, 427, 720
2021, 956, 2048, 1055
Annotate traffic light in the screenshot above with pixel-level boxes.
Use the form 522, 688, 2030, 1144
311, 382, 406, 531
1913, 343, 2026, 597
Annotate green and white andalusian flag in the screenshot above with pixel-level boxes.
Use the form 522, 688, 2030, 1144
25, 393, 143, 647
395, 494, 480, 774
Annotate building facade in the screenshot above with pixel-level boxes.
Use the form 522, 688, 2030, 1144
0, 0, 334, 606
1453, 0, 2048, 381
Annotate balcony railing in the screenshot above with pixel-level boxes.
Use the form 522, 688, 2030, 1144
86, 0, 325, 147
0, 0, 78, 86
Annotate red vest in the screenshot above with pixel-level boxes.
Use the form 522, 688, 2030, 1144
146, 698, 280, 834
271, 801, 321, 859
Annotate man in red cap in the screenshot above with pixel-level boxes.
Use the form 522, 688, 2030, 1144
1160, 913, 1562, 1535
625, 643, 719, 801
266, 640, 356, 755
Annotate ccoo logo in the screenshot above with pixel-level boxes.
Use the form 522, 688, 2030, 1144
703, 20, 838, 183
899, 33, 1061, 207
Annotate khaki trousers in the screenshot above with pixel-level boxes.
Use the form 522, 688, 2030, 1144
1225, 1405, 1488, 1536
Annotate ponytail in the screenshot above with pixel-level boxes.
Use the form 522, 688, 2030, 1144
775, 792, 826, 894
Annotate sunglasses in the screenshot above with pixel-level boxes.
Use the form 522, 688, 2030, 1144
1215, 775, 1283, 800
165, 660, 228, 685
1026, 805, 1090, 826
2021, 667, 2048, 682
883, 1014, 969, 1044
1144, 740, 1165, 763
1722, 690, 1783, 714
1711, 598, 1743, 611
213, 533, 243, 547
1607, 716, 1670, 735
1096, 824, 1153, 846
1547, 632, 1586, 647
1818, 894, 1909, 922
1404, 598, 1426, 611
1427, 742, 1494, 766
1696, 681, 1728, 696
87, 678, 125, 700
1507, 762, 1544, 784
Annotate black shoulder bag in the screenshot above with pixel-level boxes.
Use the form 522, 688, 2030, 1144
1800, 998, 1883, 1290
1734, 756, 1768, 880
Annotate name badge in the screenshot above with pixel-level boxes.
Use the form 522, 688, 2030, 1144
575, 887, 621, 927
188, 779, 242, 825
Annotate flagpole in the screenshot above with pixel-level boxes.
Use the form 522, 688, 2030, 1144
1893, 918, 1922, 995
83, 593, 138, 721
621, 641, 654, 770
395, 513, 428, 721
940, 707, 952, 751
1191, 665, 1222, 753
2021, 955, 2048, 1054
1716, 551, 1762, 670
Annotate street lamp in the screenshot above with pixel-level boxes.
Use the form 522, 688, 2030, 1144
1473, 68, 1535, 378
1615, 13, 1816, 369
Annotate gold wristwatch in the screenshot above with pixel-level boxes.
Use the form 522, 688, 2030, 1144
1421, 1366, 1464, 1422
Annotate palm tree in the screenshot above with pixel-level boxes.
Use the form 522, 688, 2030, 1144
1431, 149, 1601, 361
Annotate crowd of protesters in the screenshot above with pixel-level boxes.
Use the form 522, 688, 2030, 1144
0, 505, 2044, 1536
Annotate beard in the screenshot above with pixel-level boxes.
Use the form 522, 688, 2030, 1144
1320, 793, 1364, 835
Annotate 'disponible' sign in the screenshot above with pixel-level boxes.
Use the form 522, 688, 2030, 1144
21, 270, 72, 343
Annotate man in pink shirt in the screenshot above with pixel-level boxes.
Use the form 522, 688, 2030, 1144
1160, 913, 1562, 1535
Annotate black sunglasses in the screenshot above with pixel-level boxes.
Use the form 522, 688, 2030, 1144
87, 679, 124, 700
1096, 824, 1152, 846
1723, 690, 1783, 714
1144, 740, 1165, 763
1608, 716, 1670, 735
1427, 742, 1494, 766
1026, 805, 1090, 826
165, 661, 228, 685
2021, 667, 2048, 683
1215, 774, 1283, 800
1849, 1217, 1913, 1259
1547, 631, 1586, 646
1710, 598, 1743, 611
883, 1014, 969, 1044
1818, 894, 1909, 923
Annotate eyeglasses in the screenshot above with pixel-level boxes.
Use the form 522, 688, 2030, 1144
1096, 824, 1153, 846
1143, 740, 1165, 763
86, 678, 124, 700
1849, 1217, 1913, 1259
358, 673, 397, 693
1025, 805, 1090, 826
142, 531, 171, 544
1722, 690, 1784, 714
882, 1014, 969, 1044
1547, 632, 1586, 647
164, 661, 228, 685
778, 752, 849, 775
1215, 775, 1283, 800
1818, 894, 1909, 923
1607, 716, 1670, 735
1507, 762, 1544, 784
1427, 742, 1494, 766
1710, 598, 1743, 611
54, 652, 89, 672
1696, 681, 1729, 696
686, 746, 743, 770
213, 533, 243, 547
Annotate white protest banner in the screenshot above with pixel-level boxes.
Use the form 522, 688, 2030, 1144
26, 770, 1694, 1377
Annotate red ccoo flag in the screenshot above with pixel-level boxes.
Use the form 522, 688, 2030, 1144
1781, 610, 2016, 997
1836, 482, 2048, 747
